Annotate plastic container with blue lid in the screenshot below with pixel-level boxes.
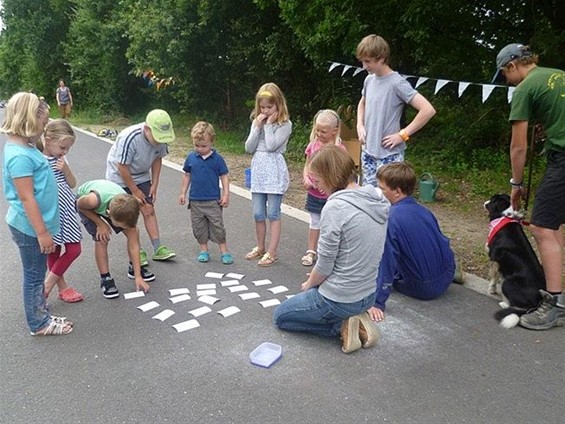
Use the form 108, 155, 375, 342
249, 342, 282, 368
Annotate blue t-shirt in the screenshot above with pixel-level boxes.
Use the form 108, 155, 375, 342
375, 196, 454, 309
182, 150, 228, 201
2, 142, 60, 236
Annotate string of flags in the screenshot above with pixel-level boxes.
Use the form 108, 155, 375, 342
141, 70, 176, 91
328, 61, 515, 103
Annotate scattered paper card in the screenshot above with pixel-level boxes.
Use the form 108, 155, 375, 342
169, 288, 190, 296
253, 279, 272, 286
169, 294, 191, 304
137, 301, 160, 312
199, 295, 220, 305
268, 285, 289, 294
228, 285, 249, 293
124, 291, 145, 300
189, 306, 212, 317
218, 306, 241, 317
220, 280, 240, 287
197, 283, 216, 290
225, 272, 245, 280
173, 319, 200, 332
259, 299, 281, 308
285, 294, 296, 299
152, 309, 175, 322
205, 272, 224, 279
239, 292, 260, 300
197, 289, 217, 296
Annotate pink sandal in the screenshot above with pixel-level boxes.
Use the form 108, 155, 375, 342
58, 287, 84, 303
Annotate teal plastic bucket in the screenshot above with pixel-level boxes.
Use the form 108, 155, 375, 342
419, 173, 439, 202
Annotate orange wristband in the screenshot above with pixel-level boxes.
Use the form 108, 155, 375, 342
399, 129, 410, 142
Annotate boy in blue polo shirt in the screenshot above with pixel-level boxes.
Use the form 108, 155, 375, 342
178, 121, 233, 264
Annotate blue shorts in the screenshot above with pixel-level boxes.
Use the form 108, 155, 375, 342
123, 180, 153, 204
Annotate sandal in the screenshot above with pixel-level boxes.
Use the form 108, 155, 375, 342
258, 252, 278, 267
245, 247, 266, 260
51, 315, 74, 327
197, 251, 210, 263
301, 250, 317, 267
58, 287, 84, 303
31, 319, 73, 336
221, 253, 234, 265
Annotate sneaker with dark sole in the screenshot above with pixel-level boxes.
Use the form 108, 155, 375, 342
152, 245, 176, 261
520, 290, 565, 330
140, 249, 149, 267
127, 265, 156, 282
100, 277, 119, 299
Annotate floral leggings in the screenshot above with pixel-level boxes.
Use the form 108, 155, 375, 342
361, 151, 404, 187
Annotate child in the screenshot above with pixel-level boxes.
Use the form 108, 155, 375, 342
355, 34, 436, 187
178, 121, 233, 264
301, 109, 346, 267
369, 162, 456, 322
38, 119, 84, 303
244, 82, 292, 267
76, 180, 151, 298
1, 92, 73, 336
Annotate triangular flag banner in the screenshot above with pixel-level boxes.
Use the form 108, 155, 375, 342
329, 62, 340, 73
353, 67, 365, 76
415, 77, 428, 88
434, 79, 450, 95
482, 84, 496, 103
507, 87, 515, 103
458, 82, 471, 97
341, 65, 352, 76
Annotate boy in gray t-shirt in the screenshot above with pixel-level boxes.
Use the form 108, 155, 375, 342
355, 34, 436, 187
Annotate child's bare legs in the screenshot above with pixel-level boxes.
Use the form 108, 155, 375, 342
255, 220, 267, 252
307, 228, 320, 253
267, 220, 281, 257
199, 243, 209, 252
44, 272, 68, 296
44, 243, 82, 297
218, 242, 228, 254
94, 240, 110, 274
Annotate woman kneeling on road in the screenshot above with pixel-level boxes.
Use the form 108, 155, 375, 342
273, 145, 389, 353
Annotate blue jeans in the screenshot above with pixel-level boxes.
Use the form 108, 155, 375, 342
9, 226, 50, 332
252, 193, 283, 221
273, 288, 376, 337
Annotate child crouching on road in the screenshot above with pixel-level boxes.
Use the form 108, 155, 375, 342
76, 180, 151, 298
178, 121, 233, 265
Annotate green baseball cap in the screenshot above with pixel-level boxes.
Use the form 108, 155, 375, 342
146, 109, 175, 143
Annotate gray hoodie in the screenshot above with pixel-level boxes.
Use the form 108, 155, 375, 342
316, 185, 390, 303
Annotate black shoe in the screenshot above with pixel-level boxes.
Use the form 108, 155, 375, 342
127, 264, 155, 282
100, 277, 119, 299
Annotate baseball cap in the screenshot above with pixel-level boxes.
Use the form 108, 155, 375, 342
146, 109, 175, 143
491, 43, 532, 84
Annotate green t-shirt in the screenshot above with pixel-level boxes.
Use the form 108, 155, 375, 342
77, 179, 126, 217
509, 66, 565, 151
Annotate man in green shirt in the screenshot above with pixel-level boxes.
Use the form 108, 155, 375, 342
492, 43, 565, 330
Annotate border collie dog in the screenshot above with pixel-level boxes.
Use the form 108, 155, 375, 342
484, 194, 546, 329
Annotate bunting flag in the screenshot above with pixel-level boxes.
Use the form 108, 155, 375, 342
141, 70, 176, 91
328, 61, 514, 103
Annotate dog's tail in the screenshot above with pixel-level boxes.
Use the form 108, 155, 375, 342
494, 308, 527, 329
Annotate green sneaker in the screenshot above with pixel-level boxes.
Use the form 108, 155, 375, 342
140, 249, 149, 267
153, 245, 176, 261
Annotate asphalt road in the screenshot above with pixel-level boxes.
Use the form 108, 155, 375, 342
0, 117, 563, 423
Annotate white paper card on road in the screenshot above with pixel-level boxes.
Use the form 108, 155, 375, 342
169, 288, 190, 296
197, 283, 216, 290
189, 306, 212, 317
239, 292, 260, 300
152, 309, 175, 321
225, 272, 245, 280
124, 291, 145, 299
199, 295, 220, 305
197, 289, 217, 296
220, 279, 240, 287
253, 279, 272, 286
218, 306, 241, 317
169, 294, 191, 304
173, 319, 200, 332
205, 272, 224, 279
228, 285, 248, 293
285, 294, 295, 299
137, 301, 160, 312
268, 285, 289, 294
259, 299, 281, 308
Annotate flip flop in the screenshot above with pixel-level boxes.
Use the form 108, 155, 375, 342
258, 252, 278, 267
58, 287, 84, 303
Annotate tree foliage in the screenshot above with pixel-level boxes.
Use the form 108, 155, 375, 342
0, 0, 562, 158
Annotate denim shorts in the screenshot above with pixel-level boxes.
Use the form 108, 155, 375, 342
252, 193, 283, 221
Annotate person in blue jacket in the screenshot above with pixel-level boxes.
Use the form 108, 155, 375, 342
369, 162, 456, 322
